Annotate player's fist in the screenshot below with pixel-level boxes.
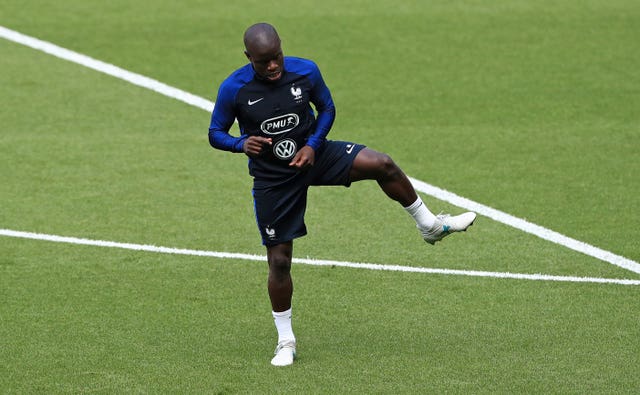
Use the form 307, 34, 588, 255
289, 145, 315, 170
243, 136, 272, 157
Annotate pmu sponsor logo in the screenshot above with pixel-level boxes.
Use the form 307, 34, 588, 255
260, 113, 299, 135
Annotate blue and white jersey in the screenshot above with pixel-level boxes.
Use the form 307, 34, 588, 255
208, 56, 335, 179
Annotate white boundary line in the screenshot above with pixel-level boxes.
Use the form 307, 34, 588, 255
409, 178, 640, 274
1, 25, 639, 276
0, 26, 213, 113
2, 229, 639, 286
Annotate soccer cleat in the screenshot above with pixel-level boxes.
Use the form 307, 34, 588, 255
271, 340, 296, 367
420, 212, 477, 245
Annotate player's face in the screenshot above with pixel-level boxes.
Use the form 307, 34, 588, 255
246, 42, 284, 82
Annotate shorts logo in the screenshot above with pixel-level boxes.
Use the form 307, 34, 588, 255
260, 113, 299, 135
273, 139, 297, 160
346, 144, 355, 154
265, 226, 276, 240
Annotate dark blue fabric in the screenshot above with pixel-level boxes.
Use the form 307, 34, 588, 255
252, 140, 365, 245
208, 57, 336, 179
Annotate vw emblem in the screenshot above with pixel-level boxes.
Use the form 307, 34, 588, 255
273, 139, 297, 160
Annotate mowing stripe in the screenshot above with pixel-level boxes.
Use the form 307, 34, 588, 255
1, 229, 639, 286
1, 25, 639, 275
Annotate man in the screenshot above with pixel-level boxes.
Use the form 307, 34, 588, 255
208, 23, 476, 367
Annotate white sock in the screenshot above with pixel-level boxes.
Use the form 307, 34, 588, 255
272, 308, 295, 344
404, 197, 437, 229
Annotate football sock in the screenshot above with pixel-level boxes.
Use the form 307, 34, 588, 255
404, 197, 437, 229
272, 308, 295, 343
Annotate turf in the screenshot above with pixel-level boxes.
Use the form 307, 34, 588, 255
1, 0, 639, 392
2, 238, 639, 393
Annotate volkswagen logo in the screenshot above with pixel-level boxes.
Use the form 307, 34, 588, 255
273, 139, 297, 160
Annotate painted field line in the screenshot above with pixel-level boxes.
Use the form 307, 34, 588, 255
2, 229, 639, 286
0, 25, 213, 113
1, 25, 639, 275
409, 178, 640, 275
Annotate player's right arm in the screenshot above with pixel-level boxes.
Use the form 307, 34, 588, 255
208, 78, 273, 157
208, 80, 248, 153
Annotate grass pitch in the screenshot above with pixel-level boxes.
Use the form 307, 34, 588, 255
1, 0, 639, 392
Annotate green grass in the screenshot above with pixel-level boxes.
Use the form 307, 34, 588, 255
3, 238, 639, 393
1, 0, 639, 392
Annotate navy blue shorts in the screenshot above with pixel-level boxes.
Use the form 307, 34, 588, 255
252, 140, 366, 246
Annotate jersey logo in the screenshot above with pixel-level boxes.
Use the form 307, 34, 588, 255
273, 139, 297, 160
260, 113, 299, 135
248, 97, 264, 105
290, 86, 302, 101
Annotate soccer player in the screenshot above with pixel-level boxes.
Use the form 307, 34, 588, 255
208, 23, 476, 366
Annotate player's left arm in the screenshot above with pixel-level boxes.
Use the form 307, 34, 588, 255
305, 62, 335, 151
290, 62, 335, 169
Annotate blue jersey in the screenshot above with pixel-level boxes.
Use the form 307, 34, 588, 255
208, 56, 336, 179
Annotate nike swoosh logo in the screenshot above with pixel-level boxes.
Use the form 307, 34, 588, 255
346, 144, 355, 154
248, 98, 264, 105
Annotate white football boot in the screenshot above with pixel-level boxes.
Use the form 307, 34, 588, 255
420, 212, 477, 245
271, 340, 296, 367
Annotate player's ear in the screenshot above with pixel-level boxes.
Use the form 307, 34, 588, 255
244, 50, 251, 61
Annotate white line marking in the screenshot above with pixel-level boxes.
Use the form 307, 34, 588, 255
409, 179, 640, 274
0, 25, 213, 113
1, 229, 638, 286
1, 25, 639, 275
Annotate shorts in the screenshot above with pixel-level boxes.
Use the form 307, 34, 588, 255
252, 140, 366, 246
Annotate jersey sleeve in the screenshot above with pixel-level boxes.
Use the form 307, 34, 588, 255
208, 79, 247, 153
305, 63, 335, 151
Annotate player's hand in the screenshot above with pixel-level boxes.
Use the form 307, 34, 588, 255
289, 145, 315, 170
243, 136, 272, 157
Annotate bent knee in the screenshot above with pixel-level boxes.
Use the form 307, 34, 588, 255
351, 149, 402, 182
378, 153, 395, 170
374, 153, 402, 179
